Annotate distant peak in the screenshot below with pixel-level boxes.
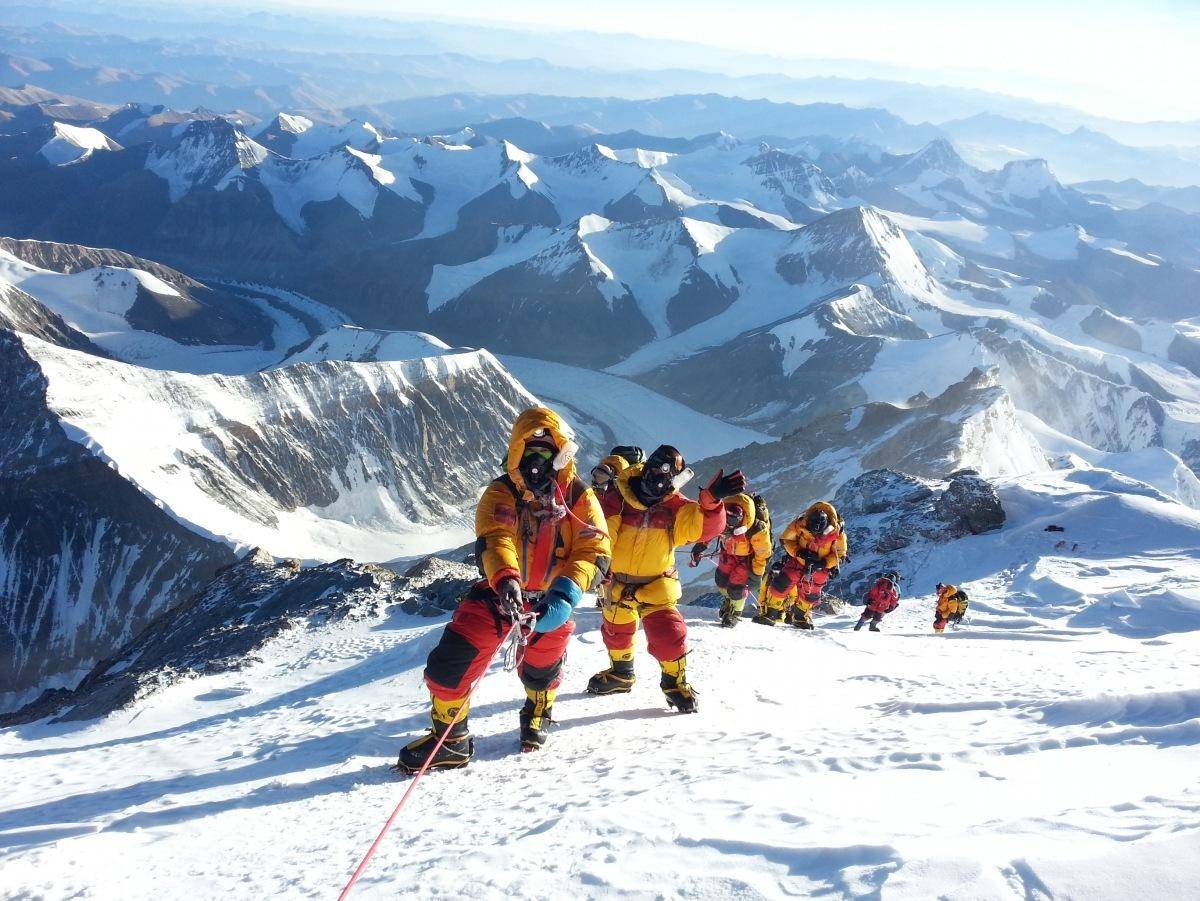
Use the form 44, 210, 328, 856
996, 157, 1061, 198
274, 113, 313, 135
910, 137, 967, 169
500, 140, 536, 165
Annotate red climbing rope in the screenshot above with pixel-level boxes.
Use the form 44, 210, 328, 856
337, 611, 528, 899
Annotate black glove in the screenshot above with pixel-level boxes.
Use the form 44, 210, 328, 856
689, 542, 707, 566
706, 468, 746, 501
496, 577, 522, 612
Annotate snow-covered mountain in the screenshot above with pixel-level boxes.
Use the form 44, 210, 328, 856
0, 320, 538, 711
695, 367, 1048, 524
2, 116, 1198, 481
4, 102, 1200, 731
0, 238, 291, 370
38, 122, 121, 165
256, 117, 385, 160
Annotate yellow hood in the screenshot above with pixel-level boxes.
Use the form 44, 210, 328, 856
725, 493, 756, 531
506, 406, 578, 496
804, 500, 842, 531
600, 453, 632, 476
614, 463, 652, 510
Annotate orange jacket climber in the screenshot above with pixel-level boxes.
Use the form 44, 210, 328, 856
933, 583, 969, 632
761, 501, 848, 629
397, 407, 611, 771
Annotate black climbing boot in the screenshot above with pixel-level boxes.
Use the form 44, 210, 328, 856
395, 718, 473, 773
519, 692, 554, 751
660, 671, 699, 713
587, 658, 636, 695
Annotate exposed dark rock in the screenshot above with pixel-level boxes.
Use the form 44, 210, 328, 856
836, 469, 933, 516
831, 468, 1007, 598
935, 473, 1006, 534
1, 551, 478, 725
398, 556, 478, 615
688, 591, 724, 609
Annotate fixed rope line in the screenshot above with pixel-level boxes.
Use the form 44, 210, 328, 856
337, 609, 529, 899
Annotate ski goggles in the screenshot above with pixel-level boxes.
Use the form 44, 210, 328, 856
522, 448, 555, 463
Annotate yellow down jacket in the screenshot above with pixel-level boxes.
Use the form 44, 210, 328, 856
604, 463, 725, 605
936, 584, 968, 618
475, 407, 610, 594
780, 501, 848, 569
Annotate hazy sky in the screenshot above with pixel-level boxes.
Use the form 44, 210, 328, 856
243, 0, 1198, 120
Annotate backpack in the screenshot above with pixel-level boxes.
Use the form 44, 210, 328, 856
868, 577, 899, 612
750, 493, 772, 540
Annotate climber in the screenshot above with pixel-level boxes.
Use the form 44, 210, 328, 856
690, 493, 771, 627
587, 445, 745, 712
762, 501, 847, 630
854, 571, 901, 632
396, 407, 610, 772
933, 583, 969, 633
591, 447, 645, 608
591, 446, 645, 517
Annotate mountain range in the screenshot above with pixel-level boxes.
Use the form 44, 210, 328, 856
4, 87, 1200, 715
2, 7, 1200, 897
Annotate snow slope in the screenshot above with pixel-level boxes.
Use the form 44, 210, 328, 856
276, 326, 453, 366
0, 250, 341, 374
499, 354, 771, 461
38, 123, 120, 166
18, 334, 535, 562
287, 121, 384, 160
1, 470, 1198, 899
